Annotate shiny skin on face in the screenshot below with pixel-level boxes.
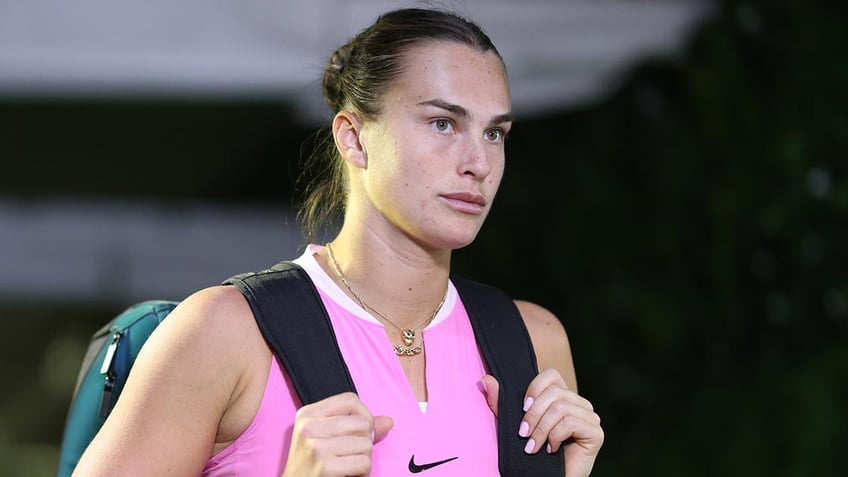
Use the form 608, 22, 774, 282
354, 41, 513, 250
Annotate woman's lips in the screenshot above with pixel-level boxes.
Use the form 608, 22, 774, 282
440, 192, 487, 215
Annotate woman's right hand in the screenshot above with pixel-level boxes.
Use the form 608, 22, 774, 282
282, 392, 394, 477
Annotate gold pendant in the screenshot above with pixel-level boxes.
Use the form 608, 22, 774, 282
402, 329, 415, 346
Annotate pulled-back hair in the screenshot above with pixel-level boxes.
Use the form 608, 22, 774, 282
297, 7, 503, 241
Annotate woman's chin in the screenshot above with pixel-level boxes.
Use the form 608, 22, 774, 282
417, 226, 483, 252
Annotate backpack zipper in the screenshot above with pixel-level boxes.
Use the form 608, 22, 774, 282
98, 331, 123, 417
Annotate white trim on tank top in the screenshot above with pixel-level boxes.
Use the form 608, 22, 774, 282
293, 244, 457, 330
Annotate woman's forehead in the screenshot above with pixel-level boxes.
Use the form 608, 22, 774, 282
388, 41, 511, 112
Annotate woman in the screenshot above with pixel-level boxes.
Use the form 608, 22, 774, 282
74, 8, 603, 476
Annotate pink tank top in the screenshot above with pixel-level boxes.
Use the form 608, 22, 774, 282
202, 246, 499, 476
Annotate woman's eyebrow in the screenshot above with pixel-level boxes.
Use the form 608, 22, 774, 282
418, 98, 469, 117
418, 98, 512, 126
490, 113, 513, 127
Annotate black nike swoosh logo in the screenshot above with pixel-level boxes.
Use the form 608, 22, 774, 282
408, 455, 459, 473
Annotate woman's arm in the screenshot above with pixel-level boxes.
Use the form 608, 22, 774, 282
516, 300, 579, 391
73, 286, 261, 476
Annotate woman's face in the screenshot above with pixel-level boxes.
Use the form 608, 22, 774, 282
353, 41, 512, 250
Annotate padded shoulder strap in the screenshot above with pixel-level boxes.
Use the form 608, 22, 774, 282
452, 277, 565, 477
223, 261, 357, 403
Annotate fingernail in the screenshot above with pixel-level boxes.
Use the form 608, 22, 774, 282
524, 438, 536, 454
523, 397, 534, 412
371, 430, 375, 442
546, 443, 552, 454
518, 421, 529, 437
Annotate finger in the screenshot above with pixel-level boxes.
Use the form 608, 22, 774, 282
521, 386, 598, 453
373, 415, 394, 442
296, 414, 374, 440
523, 379, 593, 433
523, 408, 598, 455
563, 421, 604, 477
296, 392, 371, 419
319, 452, 373, 476
480, 374, 500, 417
311, 434, 375, 458
524, 369, 593, 411
536, 404, 601, 454
523, 368, 565, 399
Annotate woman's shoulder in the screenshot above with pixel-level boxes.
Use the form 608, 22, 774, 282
74, 285, 270, 475
164, 285, 258, 340
513, 300, 567, 344
174, 284, 256, 332
134, 285, 273, 434
137, 285, 270, 385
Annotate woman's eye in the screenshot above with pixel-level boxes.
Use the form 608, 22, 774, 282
432, 119, 452, 132
485, 128, 504, 142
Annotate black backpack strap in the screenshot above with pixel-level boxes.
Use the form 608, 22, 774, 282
223, 261, 357, 403
453, 277, 565, 477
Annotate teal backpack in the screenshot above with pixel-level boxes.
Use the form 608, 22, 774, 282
57, 262, 563, 476
58, 300, 177, 475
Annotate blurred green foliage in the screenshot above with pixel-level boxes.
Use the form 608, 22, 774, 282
1, 0, 846, 475
472, 1, 848, 475
0, 304, 108, 477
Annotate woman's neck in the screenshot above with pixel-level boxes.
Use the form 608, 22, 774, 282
318, 225, 451, 330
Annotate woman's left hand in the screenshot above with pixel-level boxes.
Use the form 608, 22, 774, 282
482, 369, 603, 477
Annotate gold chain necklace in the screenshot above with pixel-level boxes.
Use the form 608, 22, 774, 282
325, 242, 447, 356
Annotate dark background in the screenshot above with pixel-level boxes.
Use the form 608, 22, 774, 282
2, 0, 846, 475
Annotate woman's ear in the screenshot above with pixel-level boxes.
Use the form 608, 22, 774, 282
332, 110, 367, 168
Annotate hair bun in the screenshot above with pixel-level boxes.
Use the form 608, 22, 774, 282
323, 42, 354, 112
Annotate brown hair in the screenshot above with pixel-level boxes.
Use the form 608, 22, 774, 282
296, 7, 503, 241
